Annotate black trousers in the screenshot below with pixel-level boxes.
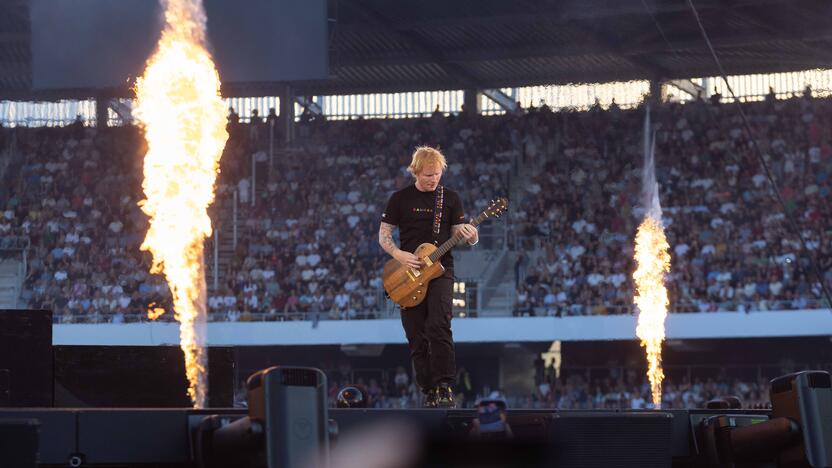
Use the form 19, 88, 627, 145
400, 270, 456, 391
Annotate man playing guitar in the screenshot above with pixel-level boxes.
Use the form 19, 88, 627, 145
379, 146, 478, 408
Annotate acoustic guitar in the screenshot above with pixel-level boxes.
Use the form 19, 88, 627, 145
382, 198, 508, 308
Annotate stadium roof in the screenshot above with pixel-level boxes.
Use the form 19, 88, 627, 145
1, 0, 831, 99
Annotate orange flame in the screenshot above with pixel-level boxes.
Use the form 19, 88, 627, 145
148, 307, 167, 321
134, 0, 228, 408
633, 215, 671, 408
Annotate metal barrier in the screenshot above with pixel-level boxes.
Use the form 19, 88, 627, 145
0, 235, 29, 252
559, 363, 832, 386
49, 297, 829, 324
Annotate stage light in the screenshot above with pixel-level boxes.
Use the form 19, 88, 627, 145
195, 366, 328, 468
770, 371, 832, 467
697, 370, 832, 467
335, 385, 367, 409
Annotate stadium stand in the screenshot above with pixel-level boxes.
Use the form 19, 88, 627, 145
1, 93, 831, 323
511, 93, 832, 316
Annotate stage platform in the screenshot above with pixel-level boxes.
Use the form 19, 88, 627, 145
0, 407, 771, 467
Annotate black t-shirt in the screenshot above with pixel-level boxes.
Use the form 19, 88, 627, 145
382, 185, 465, 269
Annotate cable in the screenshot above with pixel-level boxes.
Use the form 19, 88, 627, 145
640, 0, 682, 61
685, 0, 832, 311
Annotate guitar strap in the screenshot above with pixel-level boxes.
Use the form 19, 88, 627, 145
432, 185, 444, 245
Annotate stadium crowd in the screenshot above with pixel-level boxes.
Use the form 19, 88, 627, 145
1, 124, 167, 321
316, 363, 773, 410
217, 109, 512, 320
0, 91, 830, 322
512, 91, 832, 316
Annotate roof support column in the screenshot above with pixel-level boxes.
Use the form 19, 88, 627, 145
95, 96, 109, 128
649, 79, 666, 105
279, 85, 295, 143
463, 88, 481, 116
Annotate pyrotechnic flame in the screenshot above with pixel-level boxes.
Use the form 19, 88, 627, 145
148, 307, 167, 321
633, 215, 671, 408
134, 0, 228, 408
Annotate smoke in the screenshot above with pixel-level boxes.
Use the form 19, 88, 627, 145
641, 105, 662, 220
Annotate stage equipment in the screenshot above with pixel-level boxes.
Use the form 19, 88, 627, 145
195, 366, 329, 468
771, 371, 832, 467
549, 412, 673, 467
696, 370, 832, 467
705, 396, 743, 409
0, 418, 38, 468
335, 386, 367, 408
0, 370, 829, 467
54, 346, 235, 408
0, 309, 52, 407
0, 406, 772, 467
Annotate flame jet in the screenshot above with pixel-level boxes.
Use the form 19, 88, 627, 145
134, 0, 228, 408
633, 106, 671, 408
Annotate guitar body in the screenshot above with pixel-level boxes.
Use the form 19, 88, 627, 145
382, 243, 446, 308
380, 197, 507, 310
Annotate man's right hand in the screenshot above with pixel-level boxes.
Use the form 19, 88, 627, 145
394, 250, 423, 269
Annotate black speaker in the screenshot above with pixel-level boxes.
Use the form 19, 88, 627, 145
548, 412, 674, 468
0, 309, 53, 407
54, 346, 235, 407
0, 418, 39, 467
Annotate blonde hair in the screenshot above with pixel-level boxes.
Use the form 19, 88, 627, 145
407, 146, 447, 176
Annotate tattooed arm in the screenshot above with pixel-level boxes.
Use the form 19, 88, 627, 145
378, 222, 399, 257
380, 222, 422, 268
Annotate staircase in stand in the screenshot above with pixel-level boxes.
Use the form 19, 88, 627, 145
476, 142, 554, 316
206, 196, 237, 294
0, 259, 23, 308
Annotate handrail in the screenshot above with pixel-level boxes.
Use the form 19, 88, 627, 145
50, 303, 830, 324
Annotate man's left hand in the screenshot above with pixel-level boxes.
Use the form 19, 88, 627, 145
458, 223, 477, 241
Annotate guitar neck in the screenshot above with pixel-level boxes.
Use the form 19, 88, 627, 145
427, 212, 487, 263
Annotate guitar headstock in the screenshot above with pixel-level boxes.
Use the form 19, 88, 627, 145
483, 197, 508, 218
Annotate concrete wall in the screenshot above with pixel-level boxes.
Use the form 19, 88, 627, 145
53, 309, 832, 346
